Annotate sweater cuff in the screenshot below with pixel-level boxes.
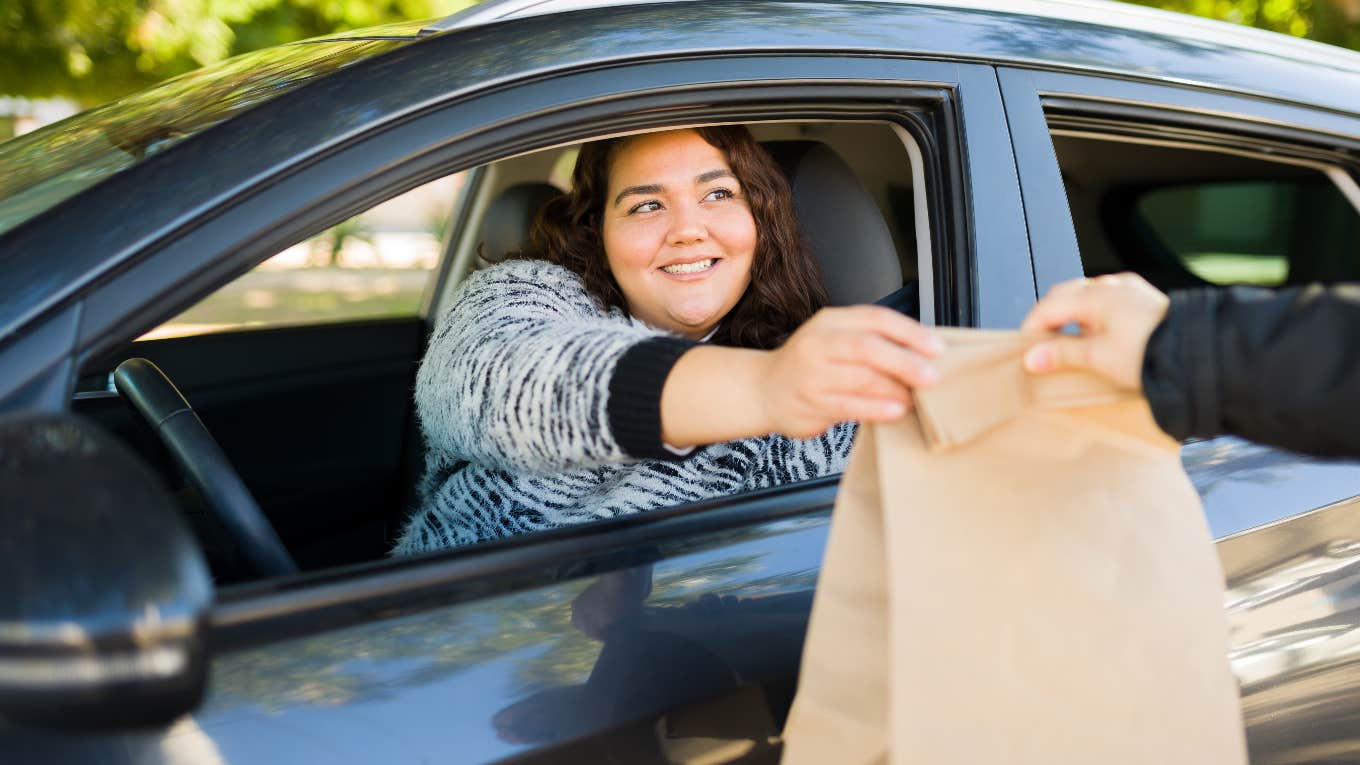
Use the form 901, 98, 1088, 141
608, 336, 700, 459
1143, 288, 1220, 441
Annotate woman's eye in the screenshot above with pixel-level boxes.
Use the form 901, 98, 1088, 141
704, 188, 735, 202
628, 200, 662, 214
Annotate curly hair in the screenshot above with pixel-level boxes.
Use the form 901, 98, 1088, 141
519, 125, 828, 350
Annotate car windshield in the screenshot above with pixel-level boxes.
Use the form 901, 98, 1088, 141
0, 31, 415, 237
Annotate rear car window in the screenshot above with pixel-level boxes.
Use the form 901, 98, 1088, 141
1052, 132, 1360, 289
1135, 178, 1360, 286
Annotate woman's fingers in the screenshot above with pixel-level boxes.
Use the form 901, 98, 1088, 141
820, 362, 913, 404
849, 305, 947, 357
815, 307, 942, 389
821, 394, 910, 425
843, 332, 941, 388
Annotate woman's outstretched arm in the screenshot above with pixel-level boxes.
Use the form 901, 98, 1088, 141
660, 305, 946, 448
417, 260, 670, 474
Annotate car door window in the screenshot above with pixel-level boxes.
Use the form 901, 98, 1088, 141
1050, 131, 1360, 290
403, 120, 928, 555
140, 172, 468, 340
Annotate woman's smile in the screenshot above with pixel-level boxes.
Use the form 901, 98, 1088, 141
659, 256, 722, 278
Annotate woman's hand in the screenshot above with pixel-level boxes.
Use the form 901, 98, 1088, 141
758, 306, 946, 439
660, 306, 944, 446
1021, 273, 1169, 392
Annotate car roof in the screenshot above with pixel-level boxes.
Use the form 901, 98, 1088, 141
424, 0, 1360, 78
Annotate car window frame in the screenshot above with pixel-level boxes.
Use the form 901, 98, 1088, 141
998, 67, 1360, 297
38, 55, 1026, 644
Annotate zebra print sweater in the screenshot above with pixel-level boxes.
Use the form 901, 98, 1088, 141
393, 258, 855, 554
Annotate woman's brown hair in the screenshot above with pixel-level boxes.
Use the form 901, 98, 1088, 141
521, 125, 828, 350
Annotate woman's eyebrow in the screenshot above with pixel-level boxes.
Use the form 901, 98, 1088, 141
697, 169, 735, 184
613, 184, 662, 206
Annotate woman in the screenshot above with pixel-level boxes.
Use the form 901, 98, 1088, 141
394, 126, 942, 553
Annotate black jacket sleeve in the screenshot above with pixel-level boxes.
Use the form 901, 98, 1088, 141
1142, 284, 1360, 457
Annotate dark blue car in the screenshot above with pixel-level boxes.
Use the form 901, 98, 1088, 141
4, 0, 1360, 761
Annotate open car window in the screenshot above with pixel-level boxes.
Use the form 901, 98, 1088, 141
79, 118, 935, 587
140, 172, 467, 340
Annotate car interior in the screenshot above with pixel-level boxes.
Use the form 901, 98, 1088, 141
1052, 130, 1360, 288
70, 119, 928, 586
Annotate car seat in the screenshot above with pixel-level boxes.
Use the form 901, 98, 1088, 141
475, 182, 562, 267
761, 141, 916, 315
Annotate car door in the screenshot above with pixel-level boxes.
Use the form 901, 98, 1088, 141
2, 47, 1032, 763
1001, 67, 1360, 762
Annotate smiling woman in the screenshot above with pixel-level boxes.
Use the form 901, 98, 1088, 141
602, 130, 758, 340
395, 125, 943, 552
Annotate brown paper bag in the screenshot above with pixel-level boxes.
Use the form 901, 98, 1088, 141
782, 329, 1246, 765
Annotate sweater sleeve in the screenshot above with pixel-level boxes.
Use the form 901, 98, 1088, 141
744, 421, 858, 491
415, 260, 696, 474
1143, 284, 1360, 457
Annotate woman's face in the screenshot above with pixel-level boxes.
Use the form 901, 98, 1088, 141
601, 129, 756, 339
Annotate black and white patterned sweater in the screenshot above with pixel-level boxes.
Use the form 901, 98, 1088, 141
392, 259, 855, 554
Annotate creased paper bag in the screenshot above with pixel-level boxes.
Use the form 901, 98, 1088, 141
782, 329, 1246, 765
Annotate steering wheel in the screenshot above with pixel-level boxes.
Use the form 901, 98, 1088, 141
113, 358, 297, 578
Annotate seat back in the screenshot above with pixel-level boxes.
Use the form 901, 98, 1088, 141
762, 141, 905, 306
475, 182, 562, 267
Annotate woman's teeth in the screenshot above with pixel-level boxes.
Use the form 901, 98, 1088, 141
661, 259, 716, 275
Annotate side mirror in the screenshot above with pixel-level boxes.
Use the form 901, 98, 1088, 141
0, 413, 213, 729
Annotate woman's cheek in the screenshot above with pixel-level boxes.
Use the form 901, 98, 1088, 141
605, 218, 664, 270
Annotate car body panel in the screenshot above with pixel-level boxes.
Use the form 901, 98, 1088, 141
8, 515, 828, 764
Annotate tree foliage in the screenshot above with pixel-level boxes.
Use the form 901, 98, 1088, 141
1125, 0, 1360, 50
2, 0, 1359, 106
0, 0, 474, 105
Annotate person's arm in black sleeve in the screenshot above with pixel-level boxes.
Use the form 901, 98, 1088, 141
1143, 284, 1360, 456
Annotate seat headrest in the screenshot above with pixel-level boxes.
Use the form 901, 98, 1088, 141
477, 182, 561, 265
763, 141, 903, 306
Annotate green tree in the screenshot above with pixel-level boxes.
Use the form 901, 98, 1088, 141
1127, 0, 1360, 50
0, 0, 475, 106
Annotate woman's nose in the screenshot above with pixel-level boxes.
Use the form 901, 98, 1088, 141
667, 202, 707, 244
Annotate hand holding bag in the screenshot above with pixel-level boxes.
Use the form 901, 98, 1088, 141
782, 329, 1246, 764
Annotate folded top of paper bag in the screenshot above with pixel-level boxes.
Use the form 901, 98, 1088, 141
913, 329, 1132, 452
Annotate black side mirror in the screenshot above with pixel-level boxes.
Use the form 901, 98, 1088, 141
0, 413, 212, 729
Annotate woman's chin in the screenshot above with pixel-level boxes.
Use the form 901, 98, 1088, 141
664, 309, 724, 338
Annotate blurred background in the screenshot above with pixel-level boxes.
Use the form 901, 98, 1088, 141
1, 0, 1357, 337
